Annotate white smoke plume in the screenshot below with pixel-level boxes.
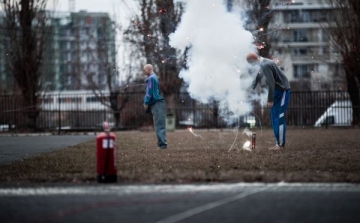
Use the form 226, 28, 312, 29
170, 0, 257, 124
242, 127, 253, 137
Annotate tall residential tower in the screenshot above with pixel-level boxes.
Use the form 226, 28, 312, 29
0, 10, 117, 92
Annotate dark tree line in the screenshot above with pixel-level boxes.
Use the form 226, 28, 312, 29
243, 0, 273, 58
123, 0, 184, 111
327, 0, 360, 125
1, 0, 49, 130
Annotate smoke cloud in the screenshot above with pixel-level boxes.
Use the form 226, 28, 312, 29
170, 0, 257, 123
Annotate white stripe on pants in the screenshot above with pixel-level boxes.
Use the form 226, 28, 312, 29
279, 91, 286, 145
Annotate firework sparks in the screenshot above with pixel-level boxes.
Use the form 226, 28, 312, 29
187, 127, 202, 138
159, 9, 167, 14
242, 141, 252, 151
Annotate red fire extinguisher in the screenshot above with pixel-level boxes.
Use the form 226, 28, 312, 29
96, 122, 117, 183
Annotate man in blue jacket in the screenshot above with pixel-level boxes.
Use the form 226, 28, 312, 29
246, 52, 291, 150
143, 64, 167, 149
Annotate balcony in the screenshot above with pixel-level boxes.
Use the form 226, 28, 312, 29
276, 41, 327, 47
273, 4, 332, 11
291, 55, 331, 63
285, 23, 322, 29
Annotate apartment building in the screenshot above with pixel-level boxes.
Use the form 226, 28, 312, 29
271, 0, 343, 90
0, 11, 117, 92
0, 13, 7, 92
236, 0, 344, 90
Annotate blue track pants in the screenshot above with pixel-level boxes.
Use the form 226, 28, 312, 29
271, 89, 290, 146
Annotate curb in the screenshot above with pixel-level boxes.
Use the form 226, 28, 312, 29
0, 133, 52, 137
0, 132, 97, 137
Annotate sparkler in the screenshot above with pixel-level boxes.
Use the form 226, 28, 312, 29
229, 124, 259, 152
228, 127, 239, 152
159, 9, 167, 14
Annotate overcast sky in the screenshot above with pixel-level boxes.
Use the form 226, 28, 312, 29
48, 0, 125, 14
47, 0, 140, 24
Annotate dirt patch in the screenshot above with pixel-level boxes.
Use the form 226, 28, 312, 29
1, 128, 360, 183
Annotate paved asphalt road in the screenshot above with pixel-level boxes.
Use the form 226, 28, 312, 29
0, 183, 359, 223
0, 135, 94, 165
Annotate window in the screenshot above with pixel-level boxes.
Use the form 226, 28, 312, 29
86, 96, 100, 103
42, 97, 54, 104
80, 18, 85, 26
86, 96, 107, 103
293, 48, 308, 56
86, 17, 92, 25
301, 11, 311, 23
59, 65, 66, 73
285, 9, 332, 23
98, 72, 105, 84
81, 41, 87, 49
93, 18, 98, 26
71, 41, 76, 49
323, 32, 330, 42
59, 41, 67, 50
97, 28, 103, 36
312, 11, 328, 22
67, 64, 72, 73
80, 28, 87, 36
334, 63, 343, 76
58, 97, 82, 103
285, 10, 311, 23
321, 116, 335, 126
293, 30, 308, 42
293, 64, 314, 78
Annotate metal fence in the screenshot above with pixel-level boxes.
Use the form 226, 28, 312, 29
0, 91, 356, 132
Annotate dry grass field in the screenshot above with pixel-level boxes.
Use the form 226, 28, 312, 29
1, 128, 360, 183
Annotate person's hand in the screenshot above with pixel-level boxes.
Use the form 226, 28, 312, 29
144, 105, 148, 111
267, 102, 273, 108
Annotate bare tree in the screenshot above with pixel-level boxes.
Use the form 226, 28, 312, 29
242, 0, 273, 58
1, 0, 49, 130
327, 0, 360, 125
123, 0, 184, 111
77, 15, 129, 128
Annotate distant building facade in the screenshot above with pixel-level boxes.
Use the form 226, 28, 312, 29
271, 0, 343, 90
0, 11, 117, 92
237, 0, 344, 91
0, 12, 8, 92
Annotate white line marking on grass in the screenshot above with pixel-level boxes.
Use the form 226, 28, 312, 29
155, 186, 271, 223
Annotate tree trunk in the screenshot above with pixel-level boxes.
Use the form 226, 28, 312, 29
25, 111, 39, 130
113, 112, 120, 127
346, 72, 360, 125
164, 93, 176, 114
2, 0, 48, 131
213, 102, 219, 128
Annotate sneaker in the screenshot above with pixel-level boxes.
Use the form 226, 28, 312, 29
268, 145, 284, 150
160, 146, 167, 149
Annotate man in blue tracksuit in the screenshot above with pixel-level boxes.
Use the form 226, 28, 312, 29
143, 64, 167, 149
246, 53, 291, 150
